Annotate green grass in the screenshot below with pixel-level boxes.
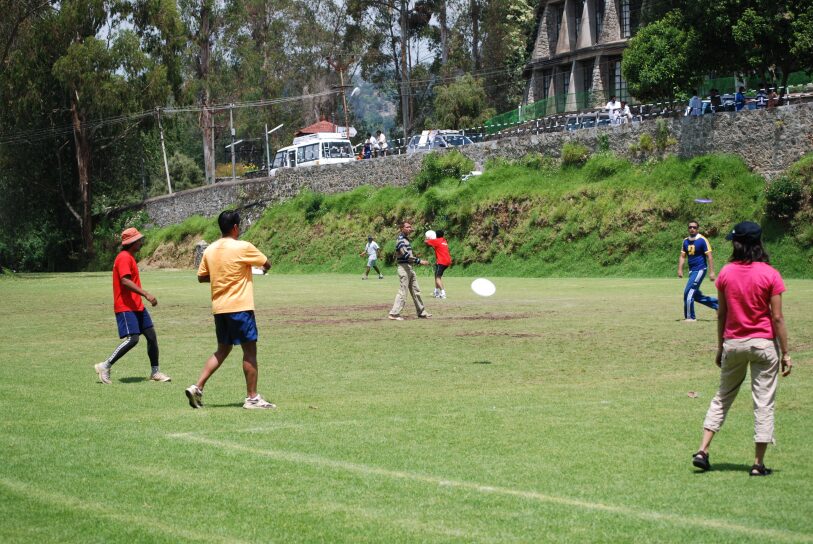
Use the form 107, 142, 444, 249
1, 271, 812, 542
134, 153, 813, 278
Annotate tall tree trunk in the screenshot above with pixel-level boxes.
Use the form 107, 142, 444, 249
196, 1, 215, 184
69, 91, 93, 258
200, 101, 214, 184
399, 0, 411, 142
439, 0, 448, 66
471, 0, 481, 70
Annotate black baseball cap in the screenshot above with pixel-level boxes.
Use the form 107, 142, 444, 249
725, 221, 762, 241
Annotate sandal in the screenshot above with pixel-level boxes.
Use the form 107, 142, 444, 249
749, 464, 772, 476
692, 451, 711, 471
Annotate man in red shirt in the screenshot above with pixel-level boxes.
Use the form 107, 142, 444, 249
425, 230, 452, 299
94, 228, 171, 385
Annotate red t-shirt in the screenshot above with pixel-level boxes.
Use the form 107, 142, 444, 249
425, 238, 452, 266
715, 261, 785, 339
112, 250, 144, 313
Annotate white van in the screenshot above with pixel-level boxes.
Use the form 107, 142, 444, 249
270, 132, 354, 175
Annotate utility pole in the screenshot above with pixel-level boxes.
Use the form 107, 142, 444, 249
156, 108, 173, 195
265, 123, 284, 176
229, 104, 236, 181
328, 57, 354, 139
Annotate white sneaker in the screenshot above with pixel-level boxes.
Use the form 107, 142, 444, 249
185, 385, 203, 408
362, 276, 367, 280
149, 371, 171, 382
243, 395, 277, 410
378, 275, 384, 279
387, 314, 404, 321
94, 362, 111, 385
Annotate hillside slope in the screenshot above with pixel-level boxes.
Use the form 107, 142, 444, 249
137, 153, 813, 278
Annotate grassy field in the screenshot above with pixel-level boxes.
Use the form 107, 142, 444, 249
1, 270, 811, 543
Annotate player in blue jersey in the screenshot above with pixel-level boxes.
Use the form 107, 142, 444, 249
678, 221, 719, 321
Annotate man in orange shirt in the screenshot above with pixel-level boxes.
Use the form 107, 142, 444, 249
185, 210, 275, 410
94, 227, 171, 384
425, 229, 452, 299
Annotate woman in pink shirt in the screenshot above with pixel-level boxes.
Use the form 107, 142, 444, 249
692, 221, 792, 476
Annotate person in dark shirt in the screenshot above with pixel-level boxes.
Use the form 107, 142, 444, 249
388, 221, 431, 320
677, 220, 718, 321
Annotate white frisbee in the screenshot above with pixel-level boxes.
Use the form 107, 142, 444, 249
425, 230, 437, 240
471, 278, 496, 297
251, 266, 265, 275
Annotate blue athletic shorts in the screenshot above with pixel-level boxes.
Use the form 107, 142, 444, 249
434, 264, 449, 278
115, 309, 154, 338
214, 311, 258, 345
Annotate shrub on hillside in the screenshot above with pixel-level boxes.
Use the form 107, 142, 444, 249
561, 142, 590, 167
168, 152, 205, 191
484, 156, 511, 170
765, 176, 802, 219
413, 151, 475, 192
519, 152, 557, 171
583, 154, 631, 182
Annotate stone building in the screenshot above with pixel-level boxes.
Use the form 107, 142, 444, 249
524, 0, 644, 113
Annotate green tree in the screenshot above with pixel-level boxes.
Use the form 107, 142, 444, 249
622, 11, 702, 102
731, 1, 813, 94
428, 74, 494, 129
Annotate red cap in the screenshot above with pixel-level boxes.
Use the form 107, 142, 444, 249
121, 227, 144, 246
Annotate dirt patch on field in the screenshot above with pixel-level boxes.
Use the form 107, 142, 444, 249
450, 312, 535, 321
455, 331, 542, 338
140, 236, 201, 269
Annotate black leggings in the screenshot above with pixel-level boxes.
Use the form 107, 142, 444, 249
105, 327, 159, 367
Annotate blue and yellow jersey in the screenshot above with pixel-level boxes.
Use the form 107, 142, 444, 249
682, 235, 712, 271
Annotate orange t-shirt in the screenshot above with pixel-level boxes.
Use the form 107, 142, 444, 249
112, 250, 144, 313
198, 237, 267, 314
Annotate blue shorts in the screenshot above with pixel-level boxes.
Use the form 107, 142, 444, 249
434, 264, 449, 278
115, 309, 154, 338
214, 311, 258, 345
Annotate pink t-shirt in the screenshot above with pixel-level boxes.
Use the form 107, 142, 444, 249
715, 262, 785, 339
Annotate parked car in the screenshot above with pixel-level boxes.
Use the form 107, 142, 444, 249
564, 115, 582, 132
406, 130, 474, 153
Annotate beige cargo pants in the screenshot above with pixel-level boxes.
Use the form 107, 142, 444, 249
703, 338, 780, 443
389, 263, 427, 317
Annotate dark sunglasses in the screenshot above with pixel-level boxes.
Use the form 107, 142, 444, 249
688, 225, 699, 229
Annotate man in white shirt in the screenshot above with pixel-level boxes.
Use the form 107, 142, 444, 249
368, 133, 380, 157
688, 90, 702, 117
359, 236, 383, 279
605, 95, 620, 124
376, 130, 388, 157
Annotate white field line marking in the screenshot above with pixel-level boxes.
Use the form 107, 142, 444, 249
0, 476, 250, 544
169, 432, 813, 543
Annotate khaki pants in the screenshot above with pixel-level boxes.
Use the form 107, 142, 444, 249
703, 338, 780, 443
389, 263, 427, 317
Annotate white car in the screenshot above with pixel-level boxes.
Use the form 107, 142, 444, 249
406, 130, 473, 153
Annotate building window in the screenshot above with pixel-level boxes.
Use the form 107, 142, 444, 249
620, 0, 631, 38
582, 60, 594, 108
595, 0, 604, 40
542, 70, 553, 100
561, 66, 572, 111
609, 59, 628, 101
574, 0, 584, 42
548, 3, 564, 52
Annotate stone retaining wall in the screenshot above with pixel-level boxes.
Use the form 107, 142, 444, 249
136, 103, 813, 227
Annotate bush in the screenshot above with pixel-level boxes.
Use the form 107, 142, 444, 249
518, 152, 557, 171
597, 133, 610, 153
561, 142, 590, 167
654, 119, 677, 153
765, 177, 802, 219
168, 152, 205, 191
583, 154, 631, 182
413, 151, 475, 192
484, 156, 512, 171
